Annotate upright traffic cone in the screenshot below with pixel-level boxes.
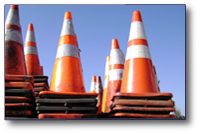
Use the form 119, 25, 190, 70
90, 76, 96, 93
120, 11, 158, 93
5, 5, 26, 75
153, 66, 160, 92
105, 39, 125, 113
96, 76, 103, 114
49, 12, 85, 92
102, 56, 110, 113
24, 23, 41, 75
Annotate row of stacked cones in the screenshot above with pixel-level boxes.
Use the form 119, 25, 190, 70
5, 5, 176, 119
89, 11, 176, 118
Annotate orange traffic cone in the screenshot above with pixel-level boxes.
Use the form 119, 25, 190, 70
153, 66, 160, 92
105, 39, 125, 113
24, 23, 42, 75
90, 75, 96, 93
102, 56, 110, 113
120, 11, 158, 93
5, 5, 26, 75
96, 76, 103, 114
49, 12, 85, 92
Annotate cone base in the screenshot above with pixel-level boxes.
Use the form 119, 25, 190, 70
112, 99, 174, 108
108, 113, 177, 119
113, 92, 173, 101
39, 91, 98, 98
5, 75, 34, 85
38, 114, 97, 119
5, 96, 35, 106
112, 106, 175, 113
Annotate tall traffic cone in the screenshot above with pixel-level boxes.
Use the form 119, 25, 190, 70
120, 11, 158, 93
24, 23, 42, 75
96, 76, 103, 114
49, 11, 85, 92
90, 76, 96, 93
105, 39, 125, 113
102, 56, 110, 113
5, 5, 26, 75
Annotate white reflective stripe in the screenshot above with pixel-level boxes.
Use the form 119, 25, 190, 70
95, 83, 100, 93
110, 49, 125, 65
5, 29, 23, 45
125, 45, 151, 60
25, 31, 36, 43
24, 46, 38, 55
104, 61, 110, 76
5, 9, 20, 27
56, 44, 79, 58
109, 69, 123, 81
90, 82, 96, 92
128, 21, 147, 41
103, 78, 108, 89
60, 19, 75, 37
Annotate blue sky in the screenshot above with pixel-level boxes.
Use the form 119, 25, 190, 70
4, 4, 185, 116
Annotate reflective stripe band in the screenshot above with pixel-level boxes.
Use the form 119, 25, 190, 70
110, 49, 125, 65
25, 31, 36, 43
90, 82, 96, 92
128, 21, 147, 41
56, 44, 79, 59
95, 83, 100, 93
104, 62, 110, 75
109, 69, 123, 81
5, 9, 20, 27
125, 45, 151, 60
60, 19, 75, 37
5, 29, 23, 45
24, 46, 38, 55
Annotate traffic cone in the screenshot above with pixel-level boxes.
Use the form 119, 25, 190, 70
96, 76, 103, 114
120, 11, 158, 93
102, 56, 110, 113
49, 11, 85, 92
90, 75, 96, 93
5, 5, 26, 75
153, 66, 160, 92
105, 39, 125, 113
24, 23, 41, 75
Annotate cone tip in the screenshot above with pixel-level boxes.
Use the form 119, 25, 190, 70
96, 76, 102, 83
106, 56, 110, 62
64, 11, 72, 20
132, 10, 142, 22
111, 39, 120, 50
10, 5, 18, 10
92, 75, 96, 82
28, 23, 34, 31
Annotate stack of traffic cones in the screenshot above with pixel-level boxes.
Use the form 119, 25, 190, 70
95, 76, 103, 114
24, 23, 49, 98
36, 12, 98, 119
108, 11, 176, 119
5, 5, 36, 119
98, 39, 125, 118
